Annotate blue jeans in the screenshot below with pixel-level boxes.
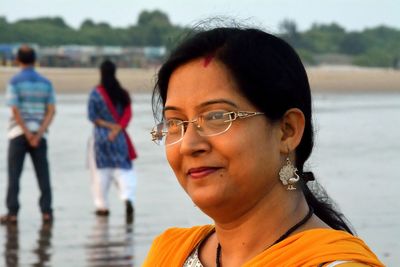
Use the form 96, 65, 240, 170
6, 135, 52, 216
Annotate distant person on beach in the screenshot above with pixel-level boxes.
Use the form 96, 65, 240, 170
0, 45, 56, 225
87, 59, 137, 223
144, 27, 384, 266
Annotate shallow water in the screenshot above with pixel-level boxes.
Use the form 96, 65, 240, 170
0, 92, 399, 266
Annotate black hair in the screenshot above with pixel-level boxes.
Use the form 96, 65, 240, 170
100, 60, 131, 107
17, 45, 36, 64
152, 27, 353, 234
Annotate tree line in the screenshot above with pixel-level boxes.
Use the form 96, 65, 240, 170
0, 10, 186, 49
1, 11, 399, 67
279, 19, 400, 68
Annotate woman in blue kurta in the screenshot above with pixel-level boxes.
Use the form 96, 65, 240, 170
88, 60, 137, 222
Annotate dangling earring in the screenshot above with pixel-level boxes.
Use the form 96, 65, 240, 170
279, 156, 300, 190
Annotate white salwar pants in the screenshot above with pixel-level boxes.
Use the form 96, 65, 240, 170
88, 138, 137, 210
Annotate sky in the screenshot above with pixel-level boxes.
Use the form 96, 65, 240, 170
1, 0, 399, 32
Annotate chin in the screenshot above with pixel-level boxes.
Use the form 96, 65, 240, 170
190, 191, 224, 213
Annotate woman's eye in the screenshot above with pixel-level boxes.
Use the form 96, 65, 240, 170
204, 111, 227, 121
166, 119, 181, 127
165, 120, 183, 133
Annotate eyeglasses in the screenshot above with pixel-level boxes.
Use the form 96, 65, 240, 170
151, 110, 264, 146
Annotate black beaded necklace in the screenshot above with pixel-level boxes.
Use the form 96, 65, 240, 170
215, 207, 314, 267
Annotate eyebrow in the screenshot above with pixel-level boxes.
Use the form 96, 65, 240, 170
164, 99, 238, 113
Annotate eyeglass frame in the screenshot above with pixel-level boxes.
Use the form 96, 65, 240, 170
150, 110, 265, 146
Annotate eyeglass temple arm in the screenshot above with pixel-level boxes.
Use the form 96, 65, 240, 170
151, 128, 167, 141
237, 111, 264, 118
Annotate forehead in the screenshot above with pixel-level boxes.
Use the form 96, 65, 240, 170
165, 58, 251, 110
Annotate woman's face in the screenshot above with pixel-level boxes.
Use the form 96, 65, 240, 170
164, 58, 284, 219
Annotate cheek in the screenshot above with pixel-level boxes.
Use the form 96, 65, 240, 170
225, 126, 280, 176
166, 147, 185, 183
166, 147, 179, 171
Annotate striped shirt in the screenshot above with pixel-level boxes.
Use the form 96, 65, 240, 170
6, 67, 56, 139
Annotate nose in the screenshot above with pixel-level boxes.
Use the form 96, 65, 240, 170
182, 119, 201, 133
179, 121, 210, 156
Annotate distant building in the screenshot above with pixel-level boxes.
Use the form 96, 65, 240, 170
0, 44, 15, 65
0, 44, 166, 68
38, 45, 166, 68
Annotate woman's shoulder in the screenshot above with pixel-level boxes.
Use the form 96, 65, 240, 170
287, 228, 365, 248
89, 87, 100, 96
322, 261, 372, 267
155, 225, 214, 244
142, 225, 214, 266
298, 227, 352, 237
88, 87, 103, 102
253, 228, 384, 267
150, 225, 214, 253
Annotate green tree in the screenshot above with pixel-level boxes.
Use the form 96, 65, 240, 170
8, 17, 77, 45
0, 16, 13, 42
354, 48, 395, 67
137, 10, 171, 27
128, 10, 188, 47
80, 19, 96, 29
278, 19, 302, 48
301, 23, 346, 53
339, 32, 367, 55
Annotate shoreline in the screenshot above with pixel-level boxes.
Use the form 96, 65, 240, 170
306, 65, 400, 93
1, 65, 399, 94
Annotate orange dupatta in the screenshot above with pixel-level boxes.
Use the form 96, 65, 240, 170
142, 226, 384, 267
244, 228, 384, 267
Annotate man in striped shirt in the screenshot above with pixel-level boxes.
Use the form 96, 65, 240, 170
0, 45, 56, 225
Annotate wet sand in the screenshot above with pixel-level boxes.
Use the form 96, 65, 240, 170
1, 65, 400, 93
0, 91, 399, 265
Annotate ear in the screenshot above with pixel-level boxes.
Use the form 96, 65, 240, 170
279, 108, 305, 153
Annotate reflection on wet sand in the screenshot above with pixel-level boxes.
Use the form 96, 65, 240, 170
33, 222, 53, 266
4, 223, 18, 267
3, 222, 53, 267
86, 217, 134, 267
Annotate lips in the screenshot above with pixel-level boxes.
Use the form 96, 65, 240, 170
187, 167, 221, 179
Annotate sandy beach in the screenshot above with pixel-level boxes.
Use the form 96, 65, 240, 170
1, 65, 399, 93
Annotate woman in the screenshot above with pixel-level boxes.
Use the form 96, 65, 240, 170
88, 60, 137, 222
144, 28, 384, 266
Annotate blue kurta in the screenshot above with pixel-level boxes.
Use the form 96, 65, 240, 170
88, 89, 132, 169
